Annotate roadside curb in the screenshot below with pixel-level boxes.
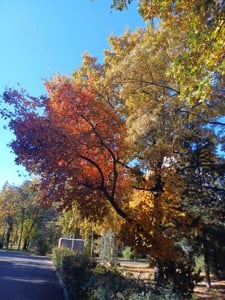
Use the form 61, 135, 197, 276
52, 264, 70, 300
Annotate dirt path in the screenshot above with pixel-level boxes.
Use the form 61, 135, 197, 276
194, 279, 225, 299
119, 264, 225, 299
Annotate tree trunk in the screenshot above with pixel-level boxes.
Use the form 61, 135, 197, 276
18, 208, 25, 250
21, 210, 39, 251
22, 237, 29, 251
5, 224, 13, 249
154, 259, 164, 287
203, 230, 211, 290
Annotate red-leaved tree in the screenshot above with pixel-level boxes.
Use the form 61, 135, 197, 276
2, 77, 131, 221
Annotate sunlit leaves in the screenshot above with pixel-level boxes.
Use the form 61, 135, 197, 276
2, 75, 132, 222
111, 0, 225, 105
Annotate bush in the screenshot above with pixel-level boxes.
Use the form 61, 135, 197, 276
52, 247, 96, 299
52, 247, 74, 273
83, 265, 182, 299
52, 248, 192, 299
122, 246, 135, 260
83, 265, 154, 299
35, 237, 49, 255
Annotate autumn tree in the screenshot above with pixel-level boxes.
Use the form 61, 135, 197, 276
0, 183, 18, 248
72, 49, 191, 278
0, 35, 187, 298
1, 56, 185, 266
101, 26, 192, 290
0, 180, 60, 253
2, 77, 132, 220
111, 0, 225, 104
0, 182, 38, 249
100, 6, 225, 289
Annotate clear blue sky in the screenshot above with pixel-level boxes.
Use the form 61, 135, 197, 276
0, 0, 145, 188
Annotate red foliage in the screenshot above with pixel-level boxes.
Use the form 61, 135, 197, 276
3, 78, 130, 221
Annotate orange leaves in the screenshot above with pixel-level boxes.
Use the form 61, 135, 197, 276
3, 74, 130, 221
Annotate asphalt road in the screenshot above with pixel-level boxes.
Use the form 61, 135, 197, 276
0, 250, 65, 300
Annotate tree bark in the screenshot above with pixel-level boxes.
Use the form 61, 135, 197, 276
203, 230, 211, 290
154, 259, 164, 287
18, 208, 25, 250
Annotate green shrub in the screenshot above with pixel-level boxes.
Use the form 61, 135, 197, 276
83, 265, 183, 299
35, 237, 49, 256
83, 265, 153, 299
52, 247, 96, 299
52, 248, 192, 300
52, 247, 74, 273
122, 246, 135, 260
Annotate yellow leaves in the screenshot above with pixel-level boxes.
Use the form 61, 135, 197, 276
119, 176, 186, 261
138, 0, 158, 21
100, 208, 125, 234
58, 202, 103, 238
129, 189, 154, 209
72, 52, 102, 88
107, 28, 142, 55
130, 0, 225, 106
130, 178, 181, 225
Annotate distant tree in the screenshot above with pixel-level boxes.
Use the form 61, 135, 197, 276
0, 180, 60, 253
0, 183, 22, 248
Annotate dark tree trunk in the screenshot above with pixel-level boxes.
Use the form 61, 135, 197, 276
154, 259, 164, 287
203, 230, 211, 290
22, 237, 29, 251
18, 208, 25, 251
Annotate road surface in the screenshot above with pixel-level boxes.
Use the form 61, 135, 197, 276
0, 250, 66, 300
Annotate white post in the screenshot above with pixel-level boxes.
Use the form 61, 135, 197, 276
71, 236, 75, 251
